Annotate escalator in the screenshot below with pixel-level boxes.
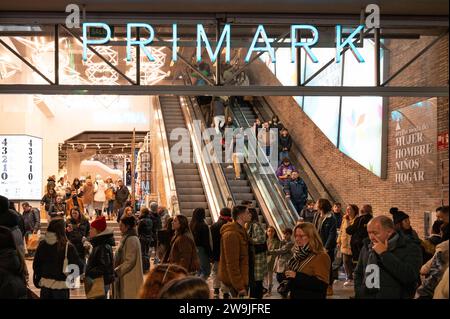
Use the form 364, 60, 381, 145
159, 96, 211, 223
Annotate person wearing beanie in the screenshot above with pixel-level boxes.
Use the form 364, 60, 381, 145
389, 207, 421, 244
85, 216, 115, 299
210, 207, 233, 298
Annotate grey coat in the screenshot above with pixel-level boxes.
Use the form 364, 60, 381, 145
268, 239, 294, 273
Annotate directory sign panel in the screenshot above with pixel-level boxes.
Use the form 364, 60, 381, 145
0, 135, 43, 200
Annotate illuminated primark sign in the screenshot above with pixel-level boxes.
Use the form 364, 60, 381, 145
82, 23, 366, 64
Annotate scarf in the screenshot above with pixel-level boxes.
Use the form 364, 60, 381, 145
287, 244, 313, 272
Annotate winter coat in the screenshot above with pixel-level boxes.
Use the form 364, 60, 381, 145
433, 267, 449, 299
94, 180, 106, 202
66, 217, 90, 259
40, 194, 57, 213
65, 196, 84, 217
288, 251, 330, 299
346, 213, 373, 262
0, 248, 27, 299
313, 212, 337, 252
137, 214, 154, 244
276, 164, 296, 180
105, 184, 115, 201
337, 216, 356, 256
219, 221, 249, 292
299, 208, 316, 223
278, 134, 292, 152
210, 216, 231, 262
23, 208, 40, 233
167, 233, 200, 273
85, 228, 115, 286
284, 178, 308, 205
267, 237, 281, 271
354, 231, 423, 299
191, 223, 212, 258
268, 239, 294, 273
416, 240, 448, 299
150, 212, 162, 246
82, 184, 95, 205
113, 230, 143, 299
212, 99, 225, 117
115, 186, 130, 205
248, 222, 268, 282
33, 232, 84, 290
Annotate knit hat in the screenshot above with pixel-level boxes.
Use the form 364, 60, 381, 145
91, 216, 107, 233
389, 207, 409, 225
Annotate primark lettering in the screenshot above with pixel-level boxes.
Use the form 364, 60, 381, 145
81, 23, 367, 64
394, 125, 433, 184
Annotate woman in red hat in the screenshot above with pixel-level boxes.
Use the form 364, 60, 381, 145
85, 216, 115, 299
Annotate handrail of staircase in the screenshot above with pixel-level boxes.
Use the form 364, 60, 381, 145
255, 96, 336, 203
182, 72, 236, 209
228, 105, 297, 233
154, 96, 180, 216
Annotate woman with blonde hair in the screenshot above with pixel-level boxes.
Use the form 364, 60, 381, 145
284, 222, 330, 299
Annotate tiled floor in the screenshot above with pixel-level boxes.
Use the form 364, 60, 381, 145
26, 258, 353, 299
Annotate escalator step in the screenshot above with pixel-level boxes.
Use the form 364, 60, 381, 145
178, 195, 208, 202
234, 194, 255, 201
175, 175, 201, 181
180, 202, 209, 209
177, 187, 204, 194
174, 168, 200, 175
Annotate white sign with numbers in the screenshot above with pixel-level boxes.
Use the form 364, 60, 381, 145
0, 135, 43, 200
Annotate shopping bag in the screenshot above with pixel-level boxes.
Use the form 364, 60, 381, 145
85, 276, 106, 299
27, 233, 40, 251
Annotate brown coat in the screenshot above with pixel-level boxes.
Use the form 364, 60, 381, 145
65, 197, 84, 216
337, 216, 355, 256
82, 184, 95, 205
218, 222, 249, 292
167, 233, 200, 273
298, 251, 331, 284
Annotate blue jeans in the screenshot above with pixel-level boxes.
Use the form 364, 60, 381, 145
197, 246, 211, 279
107, 200, 114, 216
279, 151, 289, 164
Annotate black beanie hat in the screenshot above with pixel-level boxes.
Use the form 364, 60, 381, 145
389, 207, 409, 225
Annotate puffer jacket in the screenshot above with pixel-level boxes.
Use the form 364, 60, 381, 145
85, 228, 115, 285
337, 216, 356, 255
354, 231, 422, 299
218, 222, 249, 292
0, 248, 27, 299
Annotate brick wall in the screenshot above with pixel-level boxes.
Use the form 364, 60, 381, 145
246, 34, 449, 237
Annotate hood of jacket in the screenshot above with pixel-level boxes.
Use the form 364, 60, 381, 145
0, 248, 22, 275
44, 231, 58, 245
220, 221, 247, 239
90, 228, 115, 247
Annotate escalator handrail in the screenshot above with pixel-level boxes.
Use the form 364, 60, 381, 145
230, 102, 300, 218
184, 95, 236, 209
256, 96, 336, 203
228, 105, 297, 229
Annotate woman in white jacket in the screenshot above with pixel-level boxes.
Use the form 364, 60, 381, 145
94, 175, 107, 213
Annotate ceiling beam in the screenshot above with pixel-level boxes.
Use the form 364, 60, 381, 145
0, 84, 447, 97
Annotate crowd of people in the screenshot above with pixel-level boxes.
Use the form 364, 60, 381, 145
1, 186, 448, 299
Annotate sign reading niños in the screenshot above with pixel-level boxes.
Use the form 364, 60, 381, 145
391, 99, 437, 184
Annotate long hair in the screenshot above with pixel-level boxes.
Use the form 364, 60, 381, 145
348, 204, 359, 219
47, 219, 68, 252
139, 264, 188, 299
158, 276, 210, 299
174, 215, 190, 235
294, 222, 326, 255
189, 208, 206, 236
266, 225, 279, 241
317, 198, 332, 214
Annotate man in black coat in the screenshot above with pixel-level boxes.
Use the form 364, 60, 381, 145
210, 207, 233, 298
114, 179, 130, 213
284, 171, 308, 217
354, 215, 422, 299
137, 208, 153, 272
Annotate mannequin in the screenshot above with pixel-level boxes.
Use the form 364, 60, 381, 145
93, 174, 107, 214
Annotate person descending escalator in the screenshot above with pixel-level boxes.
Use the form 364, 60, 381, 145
137, 208, 153, 273
284, 171, 308, 217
